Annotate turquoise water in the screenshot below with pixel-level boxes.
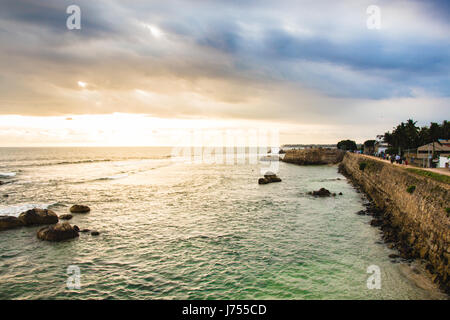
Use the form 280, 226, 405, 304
0, 147, 445, 299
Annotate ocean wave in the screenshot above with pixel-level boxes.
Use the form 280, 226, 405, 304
96, 173, 129, 181
0, 172, 16, 178
0, 203, 58, 217
0, 156, 172, 169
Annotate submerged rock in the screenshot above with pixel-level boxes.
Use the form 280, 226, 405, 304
80, 228, 90, 233
18, 208, 58, 226
59, 214, 73, 220
0, 215, 24, 231
70, 205, 90, 213
37, 222, 79, 241
310, 188, 331, 197
91, 231, 100, 236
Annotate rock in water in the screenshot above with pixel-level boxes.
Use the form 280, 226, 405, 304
311, 188, 331, 197
0, 216, 24, 231
70, 205, 90, 213
37, 222, 79, 241
258, 172, 282, 184
18, 208, 58, 226
91, 231, 100, 236
59, 214, 73, 220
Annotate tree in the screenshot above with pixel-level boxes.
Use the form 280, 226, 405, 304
363, 140, 376, 154
337, 139, 357, 151
384, 119, 449, 156
364, 140, 376, 147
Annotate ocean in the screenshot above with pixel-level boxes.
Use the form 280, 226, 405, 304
0, 147, 445, 299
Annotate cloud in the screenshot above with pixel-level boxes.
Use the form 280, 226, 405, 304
0, 0, 448, 131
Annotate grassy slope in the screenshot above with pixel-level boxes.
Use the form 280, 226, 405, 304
406, 168, 450, 185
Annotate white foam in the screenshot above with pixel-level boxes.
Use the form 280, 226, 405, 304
102, 173, 129, 180
0, 172, 16, 178
0, 203, 55, 217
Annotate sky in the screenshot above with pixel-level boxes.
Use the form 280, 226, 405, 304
0, 0, 449, 146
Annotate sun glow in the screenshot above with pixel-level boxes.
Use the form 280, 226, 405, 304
145, 25, 163, 38
77, 81, 87, 88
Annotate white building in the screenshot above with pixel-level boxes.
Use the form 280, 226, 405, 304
439, 156, 450, 169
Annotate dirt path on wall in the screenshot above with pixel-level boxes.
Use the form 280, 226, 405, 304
355, 154, 450, 177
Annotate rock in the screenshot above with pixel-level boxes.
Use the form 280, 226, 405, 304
0, 181, 3, 185
258, 173, 282, 184
80, 229, 90, 233
263, 171, 276, 177
73, 225, 80, 232
370, 218, 383, 227
332, 193, 336, 196
18, 208, 58, 226
70, 205, 90, 213
268, 176, 282, 183
411, 266, 420, 275
91, 231, 100, 236
3, 194, 8, 197
0, 215, 24, 231
388, 254, 400, 259
356, 210, 366, 215
425, 263, 435, 274
338, 192, 343, 195
36, 222, 79, 241
419, 247, 429, 259
311, 188, 331, 197
59, 214, 73, 220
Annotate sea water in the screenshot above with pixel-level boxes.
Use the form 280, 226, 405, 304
0, 147, 445, 299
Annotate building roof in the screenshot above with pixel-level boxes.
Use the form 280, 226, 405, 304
438, 139, 450, 147
417, 140, 450, 152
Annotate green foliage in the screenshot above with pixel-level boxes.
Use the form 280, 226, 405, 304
359, 162, 367, 171
383, 119, 449, 154
337, 139, 357, 151
406, 168, 450, 185
406, 185, 416, 193
363, 140, 376, 147
445, 207, 450, 217
385, 147, 396, 155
